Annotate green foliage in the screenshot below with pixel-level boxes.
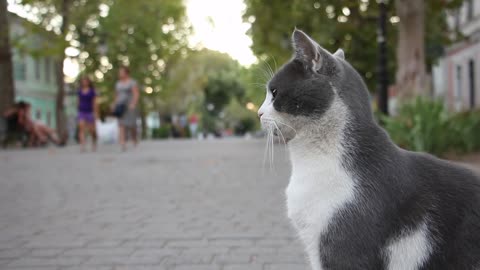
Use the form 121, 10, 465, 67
448, 110, 480, 153
200, 112, 217, 134
78, 0, 190, 107
240, 62, 272, 108
244, 0, 395, 91
234, 117, 257, 135
224, 99, 259, 135
151, 125, 170, 139
382, 98, 450, 155
244, 0, 463, 92
161, 49, 240, 114
13, 0, 106, 55
204, 71, 245, 115
382, 98, 480, 157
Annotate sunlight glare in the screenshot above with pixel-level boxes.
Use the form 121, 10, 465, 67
186, 0, 257, 66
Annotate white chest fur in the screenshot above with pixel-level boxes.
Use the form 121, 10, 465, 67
386, 221, 432, 270
286, 144, 356, 270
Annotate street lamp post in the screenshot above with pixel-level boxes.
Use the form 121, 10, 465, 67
377, 0, 389, 115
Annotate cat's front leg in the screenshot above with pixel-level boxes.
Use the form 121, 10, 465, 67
296, 230, 324, 270
305, 246, 323, 270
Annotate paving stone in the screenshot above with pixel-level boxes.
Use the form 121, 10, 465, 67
0, 140, 304, 269
86, 240, 124, 248
8, 256, 87, 267
2, 267, 59, 270
30, 248, 65, 257
83, 255, 162, 266
253, 253, 307, 264
165, 239, 208, 248
264, 264, 309, 270
0, 248, 31, 259
62, 247, 135, 256
223, 264, 263, 270
113, 266, 166, 270
172, 265, 220, 270
161, 254, 214, 265
213, 254, 252, 264
61, 267, 113, 270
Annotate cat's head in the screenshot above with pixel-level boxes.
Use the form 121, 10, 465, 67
258, 29, 372, 143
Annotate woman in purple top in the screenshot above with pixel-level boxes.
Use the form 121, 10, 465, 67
77, 76, 98, 152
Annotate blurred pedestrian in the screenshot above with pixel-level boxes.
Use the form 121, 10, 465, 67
189, 113, 199, 138
179, 114, 188, 137
77, 76, 98, 152
112, 66, 139, 151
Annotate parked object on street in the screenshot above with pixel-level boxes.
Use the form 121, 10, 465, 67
96, 117, 118, 144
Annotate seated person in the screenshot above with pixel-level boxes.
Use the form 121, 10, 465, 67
4, 102, 65, 147
21, 103, 65, 146
2, 101, 29, 145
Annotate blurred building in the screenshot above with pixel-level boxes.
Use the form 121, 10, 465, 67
9, 13, 59, 128
434, 0, 480, 111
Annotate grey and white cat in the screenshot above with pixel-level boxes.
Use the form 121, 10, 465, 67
258, 29, 480, 270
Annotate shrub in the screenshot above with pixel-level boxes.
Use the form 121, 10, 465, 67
152, 125, 171, 139
234, 117, 257, 135
448, 110, 480, 153
381, 97, 480, 157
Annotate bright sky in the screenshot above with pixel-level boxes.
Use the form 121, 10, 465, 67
186, 0, 256, 66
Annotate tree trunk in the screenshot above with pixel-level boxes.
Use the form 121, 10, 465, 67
0, 0, 15, 114
55, 0, 70, 136
139, 96, 147, 139
395, 0, 427, 101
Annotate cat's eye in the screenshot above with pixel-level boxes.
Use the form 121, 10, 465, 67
271, 88, 277, 99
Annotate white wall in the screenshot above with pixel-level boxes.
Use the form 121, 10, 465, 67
441, 41, 480, 111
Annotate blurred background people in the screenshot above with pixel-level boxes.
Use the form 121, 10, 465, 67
3, 101, 65, 147
2, 101, 29, 146
23, 102, 65, 147
189, 113, 199, 139
77, 76, 98, 152
113, 66, 139, 151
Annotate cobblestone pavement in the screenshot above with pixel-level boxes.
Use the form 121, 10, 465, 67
0, 139, 308, 270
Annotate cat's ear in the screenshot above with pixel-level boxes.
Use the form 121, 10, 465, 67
334, 49, 345, 60
292, 29, 322, 72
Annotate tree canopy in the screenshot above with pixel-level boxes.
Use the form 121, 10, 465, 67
244, 0, 463, 95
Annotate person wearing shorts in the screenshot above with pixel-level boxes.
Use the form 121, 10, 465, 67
77, 76, 98, 152
113, 66, 139, 151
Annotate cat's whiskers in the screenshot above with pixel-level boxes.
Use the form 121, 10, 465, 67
261, 117, 294, 171
261, 119, 276, 170
255, 64, 273, 83
262, 120, 273, 170
268, 121, 274, 170
273, 121, 288, 150
271, 56, 278, 75
262, 116, 298, 136
260, 59, 275, 81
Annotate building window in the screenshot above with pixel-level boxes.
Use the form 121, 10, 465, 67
35, 109, 42, 120
35, 58, 41, 81
469, 59, 476, 109
47, 111, 52, 126
14, 55, 27, 81
467, 0, 474, 21
45, 58, 50, 83
456, 65, 463, 111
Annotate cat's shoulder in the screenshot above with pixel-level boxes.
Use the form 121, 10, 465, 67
404, 149, 480, 192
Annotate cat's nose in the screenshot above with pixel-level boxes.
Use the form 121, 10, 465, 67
258, 112, 263, 118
